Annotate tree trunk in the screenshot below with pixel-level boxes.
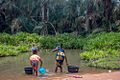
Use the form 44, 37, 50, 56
87, 0, 94, 16
102, 0, 112, 31
42, 1, 49, 21
86, 0, 94, 33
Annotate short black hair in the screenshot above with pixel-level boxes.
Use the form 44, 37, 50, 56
32, 50, 37, 54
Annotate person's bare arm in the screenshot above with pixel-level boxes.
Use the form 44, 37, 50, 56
40, 60, 43, 67
52, 48, 58, 52
64, 54, 68, 66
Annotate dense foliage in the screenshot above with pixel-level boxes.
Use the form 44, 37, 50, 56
89, 56, 120, 69
0, 32, 120, 69
0, 0, 120, 34
0, 0, 120, 70
0, 32, 85, 56
84, 32, 120, 50
80, 32, 120, 69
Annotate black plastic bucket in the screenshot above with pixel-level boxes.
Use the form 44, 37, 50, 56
68, 65, 79, 73
24, 67, 33, 74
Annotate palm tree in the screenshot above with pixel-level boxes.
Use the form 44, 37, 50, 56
102, 0, 112, 31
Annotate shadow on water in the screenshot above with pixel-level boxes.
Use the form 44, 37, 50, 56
0, 49, 107, 80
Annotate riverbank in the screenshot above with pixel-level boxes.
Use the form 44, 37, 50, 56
44, 71, 120, 80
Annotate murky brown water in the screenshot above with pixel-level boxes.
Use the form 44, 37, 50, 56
0, 49, 107, 80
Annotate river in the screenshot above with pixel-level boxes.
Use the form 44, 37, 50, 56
0, 49, 107, 80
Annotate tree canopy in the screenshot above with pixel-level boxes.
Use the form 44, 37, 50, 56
0, 0, 120, 35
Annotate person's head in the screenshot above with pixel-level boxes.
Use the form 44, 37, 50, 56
32, 50, 38, 54
52, 44, 63, 52
56, 43, 63, 48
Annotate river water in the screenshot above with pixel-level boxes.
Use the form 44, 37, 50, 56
0, 49, 107, 80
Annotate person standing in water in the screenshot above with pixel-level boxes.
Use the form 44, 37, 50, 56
52, 44, 68, 73
30, 44, 43, 76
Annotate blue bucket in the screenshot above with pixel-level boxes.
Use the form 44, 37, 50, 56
38, 67, 46, 74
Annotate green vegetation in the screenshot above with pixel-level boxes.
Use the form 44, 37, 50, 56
0, 0, 120, 35
39, 34, 85, 49
0, 0, 119, 71
80, 32, 120, 70
0, 32, 35, 56
80, 49, 108, 61
0, 32, 120, 70
0, 32, 85, 56
89, 56, 120, 69
84, 32, 120, 50
0, 45, 19, 56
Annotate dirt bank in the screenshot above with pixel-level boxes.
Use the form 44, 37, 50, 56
44, 71, 120, 80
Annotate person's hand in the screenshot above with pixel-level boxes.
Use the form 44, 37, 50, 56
39, 66, 42, 68
66, 63, 69, 66
39, 64, 42, 68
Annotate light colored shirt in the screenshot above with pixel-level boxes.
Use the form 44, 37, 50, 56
30, 54, 41, 61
